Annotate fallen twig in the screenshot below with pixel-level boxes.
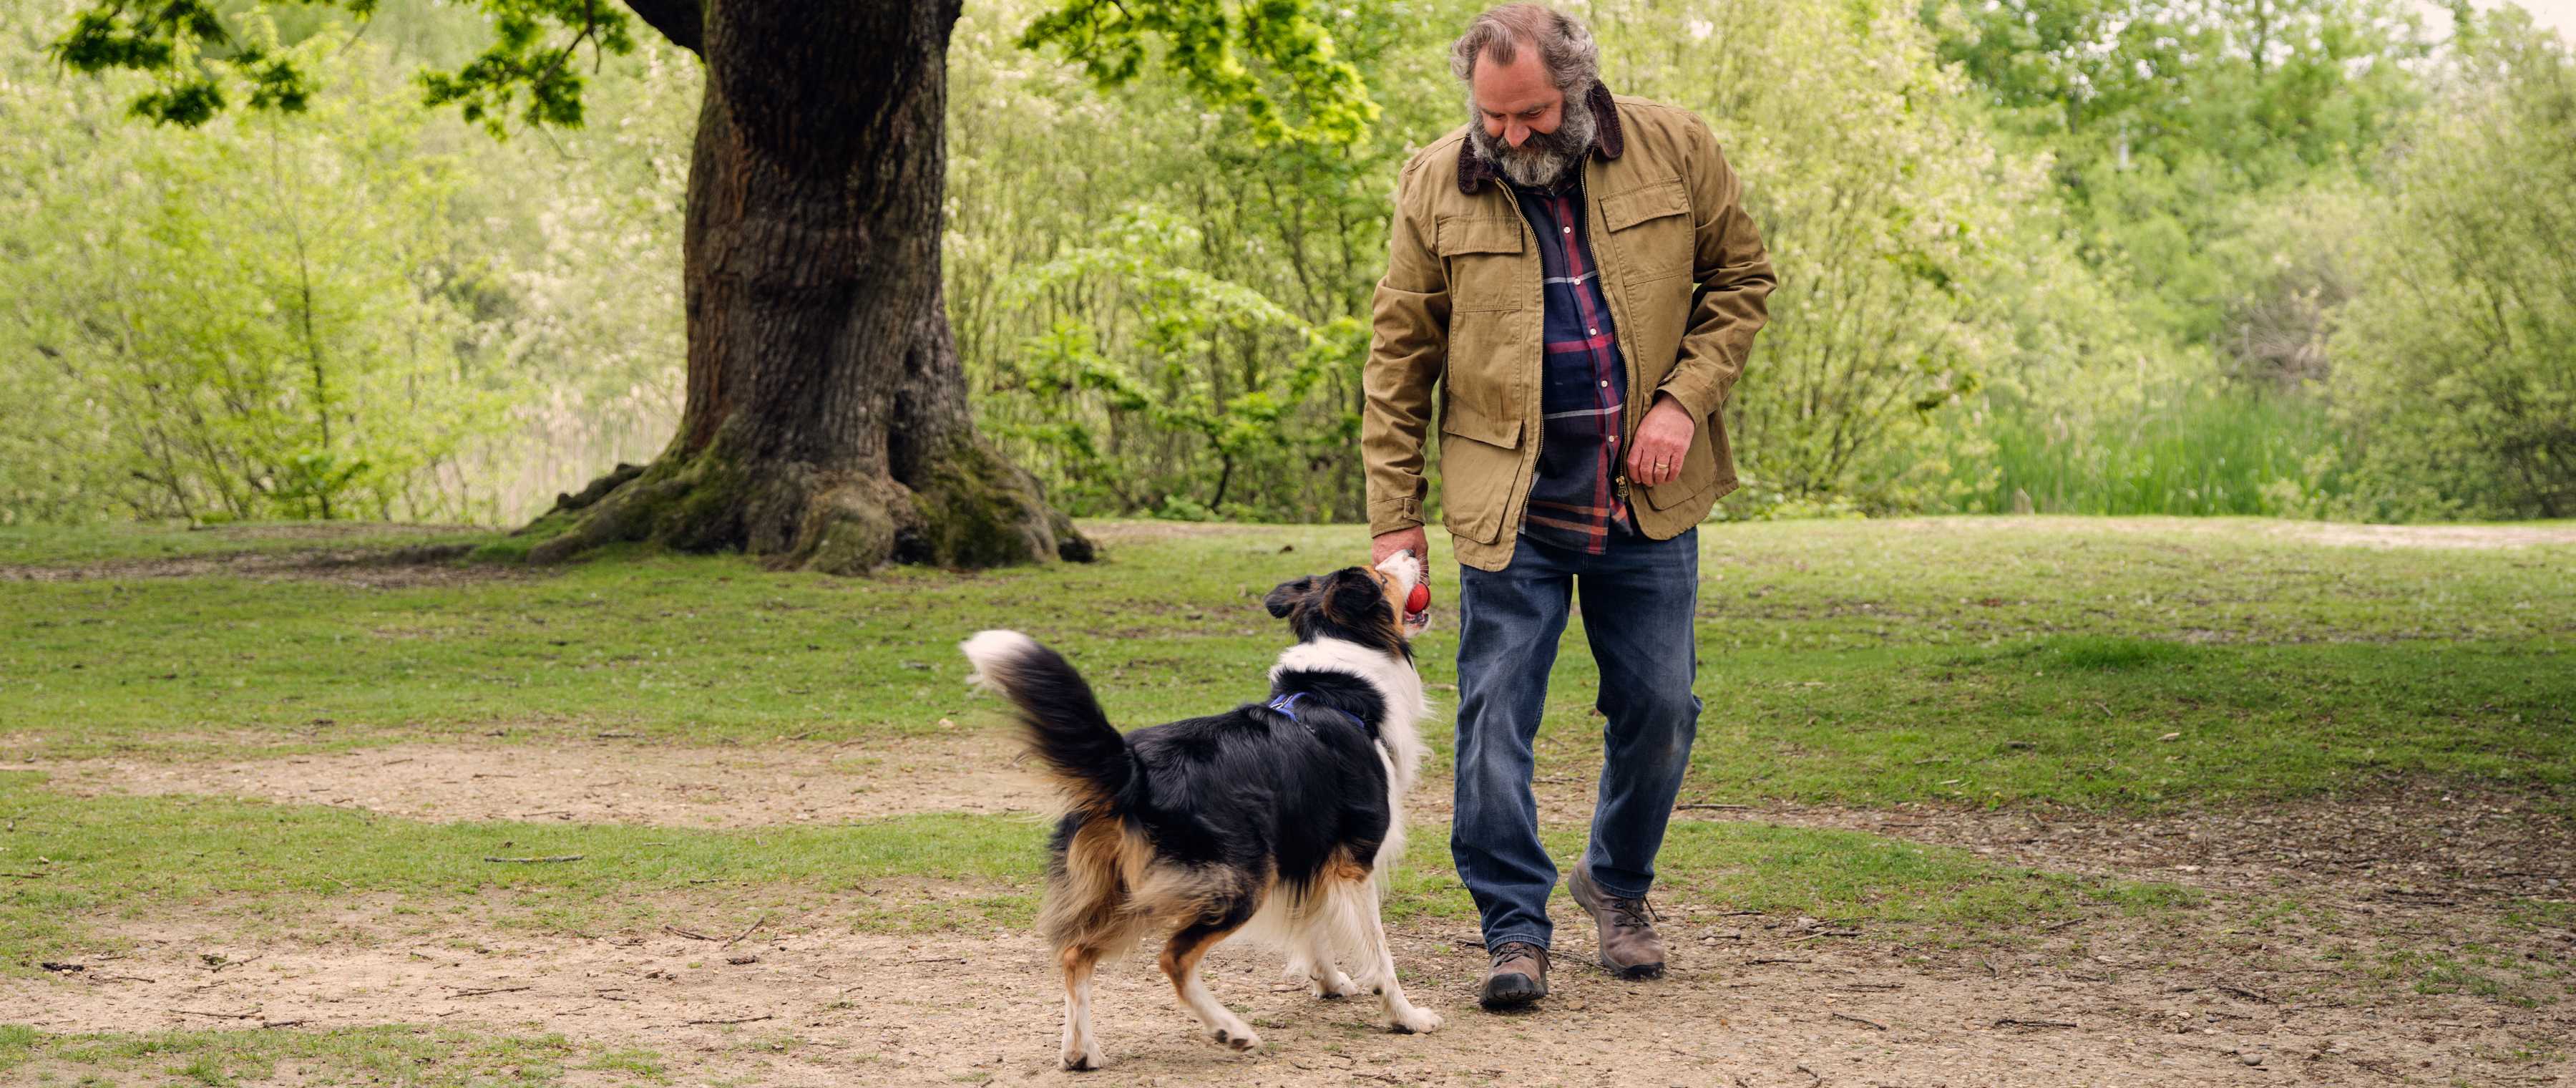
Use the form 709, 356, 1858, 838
170, 1009, 260, 1019
2216, 981, 2276, 1004
902, 956, 966, 965
1677, 803, 1752, 811
664, 925, 715, 941
451, 985, 533, 997
483, 855, 583, 864
2041, 917, 2084, 932
683, 1014, 773, 1026
1830, 1011, 1887, 1031
1747, 957, 1812, 966
260, 1019, 307, 1029
1787, 929, 1860, 943
723, 915, 766, 948
1994, 1018, 2078, 1029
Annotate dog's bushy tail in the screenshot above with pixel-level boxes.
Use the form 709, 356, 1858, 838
960, 630, 1133, 812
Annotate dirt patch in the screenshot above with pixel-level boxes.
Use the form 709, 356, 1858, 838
1077, 518, 1273, 544
0, 544, 539, 589
2278, 522, 2576, 550
21, 733, 1057, 827
9, 893, 2562, 1087
1719, 782, 2576, 905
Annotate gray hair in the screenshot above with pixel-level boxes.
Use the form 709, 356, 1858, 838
1448, 4, 1600, 92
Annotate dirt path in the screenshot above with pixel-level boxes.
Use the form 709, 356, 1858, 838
12, 734, 1050, 827
14, 744, 2573, 1083
8, 895, 2557, 1087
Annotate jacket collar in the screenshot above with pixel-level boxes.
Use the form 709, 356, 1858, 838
1456, 79, 1624, 195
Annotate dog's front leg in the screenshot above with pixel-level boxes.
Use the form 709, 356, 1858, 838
1332, 881, 1442, 1034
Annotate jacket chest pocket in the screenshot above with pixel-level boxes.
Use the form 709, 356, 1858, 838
1435, 215, 1526, 312
1598, 178, 1693, 283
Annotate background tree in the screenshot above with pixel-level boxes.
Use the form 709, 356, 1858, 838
51, 0, 1374, 570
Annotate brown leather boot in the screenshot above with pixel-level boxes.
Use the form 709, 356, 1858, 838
1569, 864, 1667, 979
1479, 941, 1549, 1009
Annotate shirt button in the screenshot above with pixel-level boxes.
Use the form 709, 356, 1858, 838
1599, 380, 1609, 387
1587, 327, 1598, 335
1561, 226, 1572, 233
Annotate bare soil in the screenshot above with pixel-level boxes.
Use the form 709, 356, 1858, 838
0, 544, 536, 589
8, 888, 2567, 1087
19, 734, 1047, 827
15, 747, 2574, 1083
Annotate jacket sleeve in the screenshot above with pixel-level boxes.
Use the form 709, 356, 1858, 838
1656, 114, 1776, 420
1363, 157, 1450, 535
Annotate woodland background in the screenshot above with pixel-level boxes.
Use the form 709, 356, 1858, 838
3, 0, 2570, 529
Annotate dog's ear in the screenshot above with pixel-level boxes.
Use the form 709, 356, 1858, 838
1326, 568, 1386, 618
1264, 576, 1314, 618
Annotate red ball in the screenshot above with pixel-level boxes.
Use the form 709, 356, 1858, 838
1405, 583, 1431, 613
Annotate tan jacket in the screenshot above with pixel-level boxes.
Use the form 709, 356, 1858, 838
1363, 84, 1776, 572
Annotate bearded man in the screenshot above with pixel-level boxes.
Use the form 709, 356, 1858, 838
1362, 2, 1776, 1009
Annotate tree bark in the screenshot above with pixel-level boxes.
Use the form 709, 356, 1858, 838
530, 0, 1093, 572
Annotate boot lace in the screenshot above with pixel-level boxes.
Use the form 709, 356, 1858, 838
1607, 895, 1661, 932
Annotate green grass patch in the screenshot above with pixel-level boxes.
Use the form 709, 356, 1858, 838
0, 770, 1050, 971
0, 1024, 656, 1087
0, 770, 2182, 965
1378, 817, 2189, 937
1661, 637, 2575, 807
4, 518, 2570, 815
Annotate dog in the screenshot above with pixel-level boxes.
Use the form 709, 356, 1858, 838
959, 552, 1440, 1070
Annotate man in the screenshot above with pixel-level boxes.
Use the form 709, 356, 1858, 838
1363, 3, 1775, 1009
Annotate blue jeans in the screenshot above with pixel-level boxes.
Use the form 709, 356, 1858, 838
1450, 527, 1701, 951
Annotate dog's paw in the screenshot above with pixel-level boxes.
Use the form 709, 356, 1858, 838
1310, 968, 1357, 1000
1386, 1006, 1443, 1034
1211, 1024, 1262, 1051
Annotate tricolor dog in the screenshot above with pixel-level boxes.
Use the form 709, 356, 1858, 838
960, 552, 1440, 1069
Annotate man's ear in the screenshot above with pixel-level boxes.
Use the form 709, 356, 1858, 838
1264, 577, 1314, 618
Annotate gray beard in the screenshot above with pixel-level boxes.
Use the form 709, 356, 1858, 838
1466, 82, 1599, 189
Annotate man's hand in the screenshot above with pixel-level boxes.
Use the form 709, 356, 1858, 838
1624, 394, 1696, 487
1372, 525, 1428, 568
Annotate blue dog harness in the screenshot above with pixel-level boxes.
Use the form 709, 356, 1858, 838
1266, 690, 1362, 732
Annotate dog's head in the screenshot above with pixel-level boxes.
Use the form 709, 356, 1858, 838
1262, 553, 1427, 658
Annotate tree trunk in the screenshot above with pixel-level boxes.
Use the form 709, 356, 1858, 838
529, 0, 1093, 572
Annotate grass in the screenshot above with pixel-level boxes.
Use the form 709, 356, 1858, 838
0, 1022, 653, 1087
4, 518, 2570, 812
1975, 389, 2344, 516
0, 519, 2561, 963
0, 765, 2185, 972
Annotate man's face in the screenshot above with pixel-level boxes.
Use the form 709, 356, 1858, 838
1470, 49, 1563, 150
1465, 46, 1594, 188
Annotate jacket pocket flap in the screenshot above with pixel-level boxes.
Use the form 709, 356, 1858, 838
1435, 215, 1524, 256
1600, 178, 1690, 232
1438, 399, 1523, 448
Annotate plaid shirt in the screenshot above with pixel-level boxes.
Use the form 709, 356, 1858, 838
1509, 163, 1634, 553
